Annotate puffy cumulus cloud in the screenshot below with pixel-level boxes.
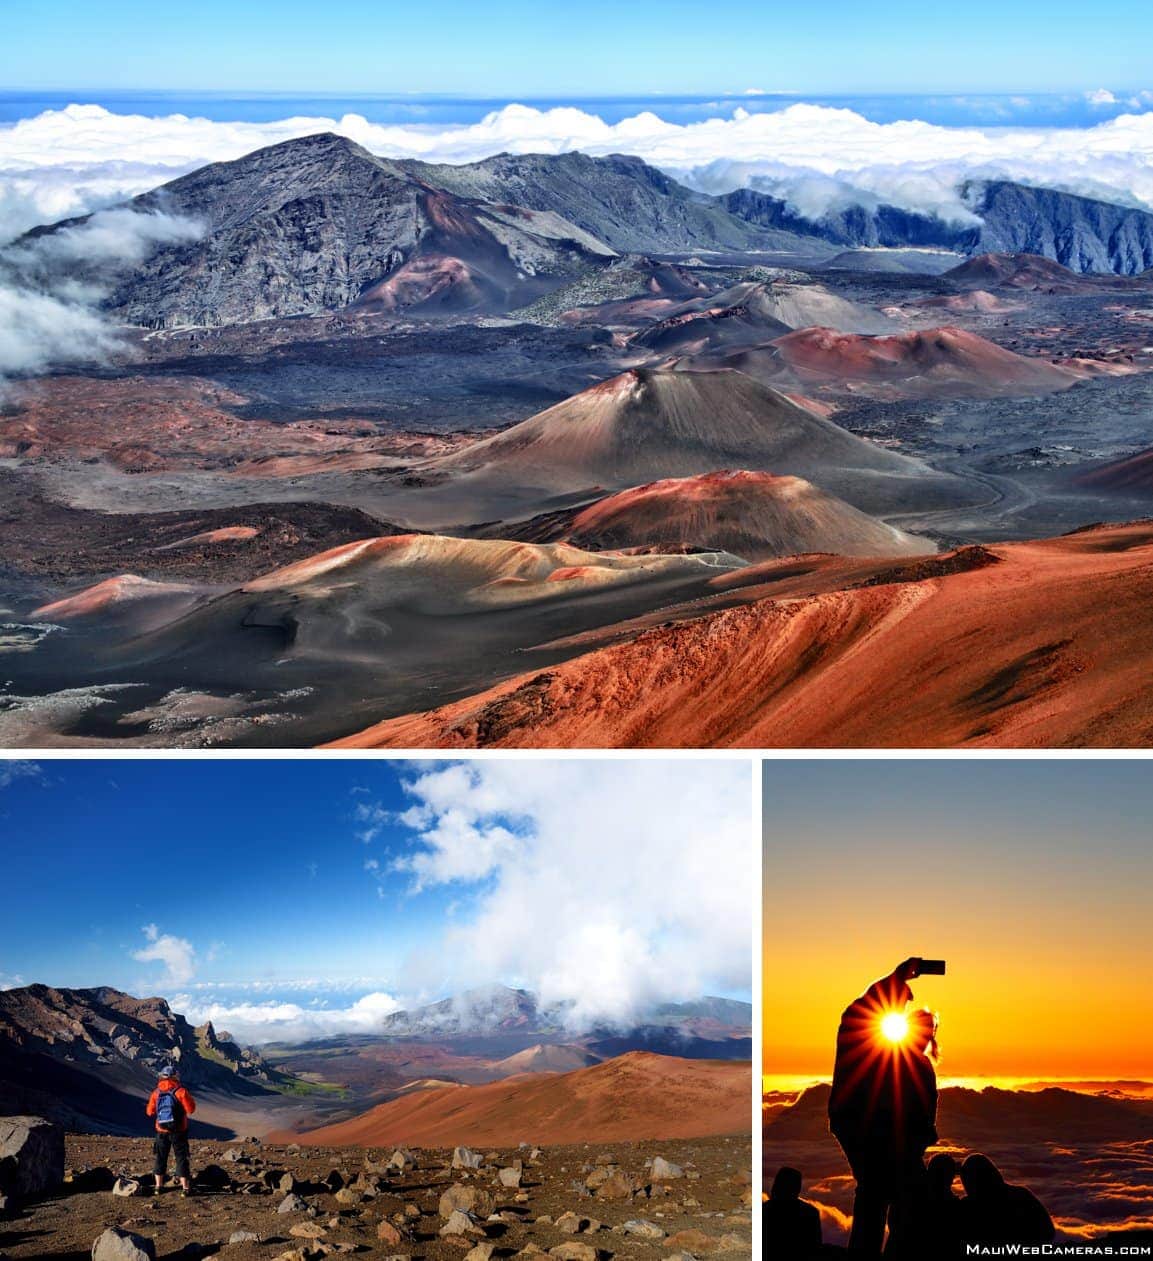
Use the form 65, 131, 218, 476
0, 205, 202, 388
380, 760, 752, 1030
8, 101, 1153, 240
132, 923, 197, 986
172, 990, 401, 1043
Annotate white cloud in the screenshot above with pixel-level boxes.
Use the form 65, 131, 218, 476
381, 760, 752, 1030
0, 205, 202, 388
173, 990, 401, 1043
1086, 88, 1119, 107
0, 760, 41, 789
132, 923, 197, 986
0, 972, 26, 990
7, 101, 1153, 246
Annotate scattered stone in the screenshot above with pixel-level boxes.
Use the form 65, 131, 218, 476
335, 1186, 366, 1207
497, 1165, 522, 1188
452, 1146, 484, 1170
440, 1209, 481, 1237
280, 1172, 299, 1193
222, 1148, 245, 1163
548, 1245, 600, 1261
388, 1148, 416, 1171
650, 1158, 684, 1182
111, 1176, 141, 1197
278, 1192, 309, 1213
285, 1144, 302, 1156
290, 1222, 327, 1239
665, 1230, 718, 1253
324, 1169, 345, 1192
439, 1184, 493, 1219
228, 1233, 262, 1245
593, 1154, 616, 1166
91, 1227, 156, 1261
376, 1220, 404, 1246
403, 1203, 421, 1219
465, 1244, 496, 1261
0, 1117, 65, 1201
197, 1164, 232, 1190
593, 1171, 639, 1201
622, 1220, 665, 1240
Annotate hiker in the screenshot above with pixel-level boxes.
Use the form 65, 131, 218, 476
763, 1166, 823, 1259
146, 1064, 197, 1196
829, 960, 940, 1256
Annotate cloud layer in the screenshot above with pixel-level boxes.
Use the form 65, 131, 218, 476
382, 760, 753, 1030
6, 101, 1153, 246
173, 990, 401, 1043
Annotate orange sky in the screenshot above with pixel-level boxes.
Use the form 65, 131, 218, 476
762, 762, 1153, 1079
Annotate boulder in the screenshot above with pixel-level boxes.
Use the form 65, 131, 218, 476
593, 1171, 639, 1201
388, 1148, 416, 1171
548, 1245, 599, 1261
376, 1220, 405, 1246
228, 1233, 262, 1245
622, 1220, 665, 1240
91, 1227, 156, 1261
289, 1223, 327, 1239
497, 1166, 522, 1188
439, 1184, 492, 1219
111, 1176, 141, 1197
0, 1117, 64, 1200
440, 1209, 481, 1237
452, 1146, 484, 1170
278, 1192, 309, 1213
334, 1186, 366, 1206
650, 1157, 684, 1181
556, 1212, 599, 1234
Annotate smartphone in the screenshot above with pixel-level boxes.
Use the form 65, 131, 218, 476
916, 958, 947, 976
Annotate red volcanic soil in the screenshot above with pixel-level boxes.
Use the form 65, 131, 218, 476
355, 253, 488, 314
551, 470, 932, 561
0, 375, 457, 473
768, 325, 1080, 398
943, 252, 1148, 293
286, 1053, 751, 1147
914, 288, 1011, 313
1073, 449, 1153, 493
332, 521, 1153, 749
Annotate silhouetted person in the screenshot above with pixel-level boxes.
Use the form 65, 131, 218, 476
958, 1154, 1055, 1247
763, 1166, 823, 1260
888, 1153, 962, 1259
829, 960, 939, 1256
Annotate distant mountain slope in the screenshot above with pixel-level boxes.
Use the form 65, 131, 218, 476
399, 150, 818, 255
723, 179, 1153, 275
294, 1051, 750, 1146
0, 985, 298, 1135
26, 134, 616, 327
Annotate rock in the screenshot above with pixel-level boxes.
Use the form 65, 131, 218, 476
279, 1172, 299, 1193
452, 1146, 484, 1170
285, 1143, 302, 1156
665, 1254, 698, 1261
465, 1244, 496, 1261
593, 1171, 639, 1201
91, 1227, 156, 1261
650, 1157, 684, 1181
388, 1148, 416, 1171
324, 1169, 345, 1191
439, 1184, 492, 1219
222, 1148, 244, 1163
623, 1220, 665, 1240
197, 1164, 231, 1190
0, 1117, 64, 1200
556, 1212, 585, 1234
111, 1176, 141, 1197
278, 1192, 309, 1213
376, 1220, 404, 1246
228, 1233, 262, 1245
440, 1209, 480, 1237
403, 1202, 421, 1220
334, 1186, 366, 1206
665, 1230, 718, 1253
497, 1166, 522, 1188
289, 1223, 327, 1239
593, 1154, 616, 1166
548, 1245, 600, 1261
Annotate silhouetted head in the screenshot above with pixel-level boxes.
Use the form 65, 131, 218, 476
961, 1154, 1006, 1199
770, 1167, 803, 1201
926, 1153, 957, 1195
907, 1008, 940, 1060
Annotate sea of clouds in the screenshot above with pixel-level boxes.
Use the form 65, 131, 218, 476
6, 100, 1153, 247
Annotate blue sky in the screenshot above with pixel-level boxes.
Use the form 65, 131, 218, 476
0, 758, 752, 1041
2, 0, 1152, 96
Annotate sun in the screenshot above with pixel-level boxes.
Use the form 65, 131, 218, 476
880, 1012, 909, 1043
